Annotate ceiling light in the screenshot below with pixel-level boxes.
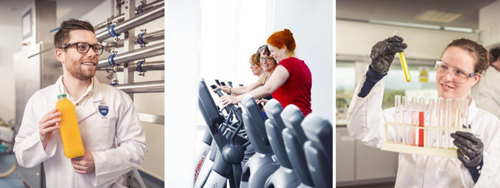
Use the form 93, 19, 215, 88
369, 20, 441, 30
417, 10, 462, 23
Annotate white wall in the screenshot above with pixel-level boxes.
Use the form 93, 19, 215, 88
79, 0, 112, 25
337, 20, 478, 60
479, 0, 500, 48
270, 0, 333, 121
0, 24, 19, 122
199, 0, 267, 86
0, 4, 25, 123
165, 0, 200, 187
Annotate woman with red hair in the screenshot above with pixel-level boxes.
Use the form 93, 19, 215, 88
221, 29, 312, 116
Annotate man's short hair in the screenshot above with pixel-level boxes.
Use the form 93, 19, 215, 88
54, 19, 95, 49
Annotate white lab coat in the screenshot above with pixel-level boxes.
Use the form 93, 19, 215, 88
472, 66, 500, 119
347, 74, 500, 188
14, 76, 147, 188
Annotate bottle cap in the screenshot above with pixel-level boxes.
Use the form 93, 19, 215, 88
57, 94, 67, 100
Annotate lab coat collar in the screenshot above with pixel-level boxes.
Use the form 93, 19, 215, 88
56, 76, 95, 104
77, 78, 105, 123
53, 76, 105, 123
53, 76, 104, 103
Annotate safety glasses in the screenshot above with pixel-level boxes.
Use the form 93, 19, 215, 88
434, 61, 479, 82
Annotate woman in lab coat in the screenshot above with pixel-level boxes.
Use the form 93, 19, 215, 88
347, 36, 500, 187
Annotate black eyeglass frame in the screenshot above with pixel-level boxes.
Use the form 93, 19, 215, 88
60, 42, 104, 55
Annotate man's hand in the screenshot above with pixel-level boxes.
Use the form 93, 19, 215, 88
451, 131, 483, 168
39, 108, 61, 148
71, 150, 95, 174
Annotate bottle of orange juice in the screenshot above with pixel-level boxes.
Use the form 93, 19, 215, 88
56, 94, 84, 158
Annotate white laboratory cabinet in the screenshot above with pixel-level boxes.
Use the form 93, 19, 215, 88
336, 127, 398, 185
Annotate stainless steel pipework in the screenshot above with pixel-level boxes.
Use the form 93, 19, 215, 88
95, 4, 164, 42
102, 30, 164, 50
99, 61, 164, 72
98, 42, 164, 68
114, 80, 164, 93
94, 0, 164, 31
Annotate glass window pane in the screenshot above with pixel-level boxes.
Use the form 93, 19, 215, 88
382, 64, 437, 109
336, 61, 355, 121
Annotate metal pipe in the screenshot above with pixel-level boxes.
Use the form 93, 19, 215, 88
138, 0, 164, 13
94, 1, 164, 31
114, 80, 164, 93
96, 4, 164, 42
102, 40, 124, 49
102, 30, 164, 50
138, 30, 164, 44
94, 14, 125, 31
99, 61, 164, 72
98, 42, 164, 68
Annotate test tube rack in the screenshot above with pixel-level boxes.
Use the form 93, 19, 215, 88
380, 95, 471, 158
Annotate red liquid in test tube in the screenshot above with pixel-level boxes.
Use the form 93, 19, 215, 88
418, 111, 424, 147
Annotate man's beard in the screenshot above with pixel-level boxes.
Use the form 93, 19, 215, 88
67, 59, 96, 80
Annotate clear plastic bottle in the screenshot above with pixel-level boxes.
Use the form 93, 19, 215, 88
56, 94, 84, 158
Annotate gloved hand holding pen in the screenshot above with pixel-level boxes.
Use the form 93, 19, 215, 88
370, 35, 408, 74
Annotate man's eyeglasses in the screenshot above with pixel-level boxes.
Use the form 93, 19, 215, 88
60, 42, 104, 55
434, 61, 479, 82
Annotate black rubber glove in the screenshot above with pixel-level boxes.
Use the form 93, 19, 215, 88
370, 35, 408, 74
451, 131, 483, 168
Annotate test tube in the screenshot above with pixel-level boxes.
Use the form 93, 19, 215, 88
398, 52, 411, 82
454, 99, 461, 129
460, 97, 470, 129
402, 96, 409, 145
445, 98, 452, 148
436, 97, 444, 148
394, 95, 402, 143
410, 97, 418, 146
392, 31, 411, 82
428, 98, 435, 148
418, 97, 425, 147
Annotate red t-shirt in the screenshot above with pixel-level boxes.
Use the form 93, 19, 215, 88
272, 57, 312, 116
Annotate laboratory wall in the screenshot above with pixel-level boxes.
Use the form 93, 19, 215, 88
337, 20, 478, 60
271, 0, 334, 121
79, 0, 165, 181
0, 24, 19, 122
479, 0, 500, 48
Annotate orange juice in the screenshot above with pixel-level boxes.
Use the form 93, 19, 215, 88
56, 94, 84, 158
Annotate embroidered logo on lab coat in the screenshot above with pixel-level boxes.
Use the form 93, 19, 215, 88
98, 105, 109, 117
